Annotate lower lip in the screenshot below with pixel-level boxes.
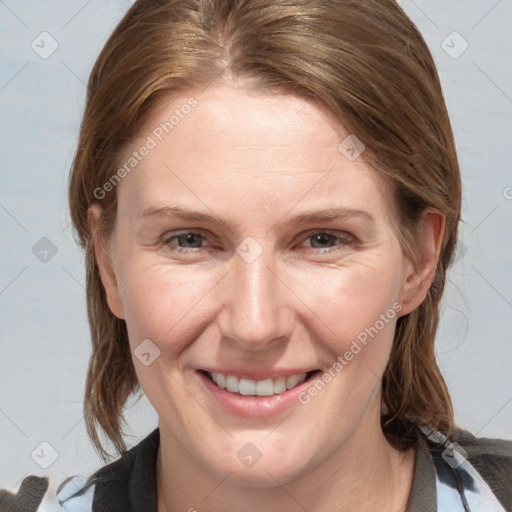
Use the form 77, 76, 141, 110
196, 370, 320, 418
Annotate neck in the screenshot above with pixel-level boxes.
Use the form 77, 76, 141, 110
156, 410, 415, 512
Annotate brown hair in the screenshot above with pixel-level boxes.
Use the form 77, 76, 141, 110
69, 0, 461, 460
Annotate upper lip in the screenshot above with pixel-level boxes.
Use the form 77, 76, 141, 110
198, 368, 320, 380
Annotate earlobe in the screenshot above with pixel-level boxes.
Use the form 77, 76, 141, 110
398, 208, 445, 316
87, 204, 125, 319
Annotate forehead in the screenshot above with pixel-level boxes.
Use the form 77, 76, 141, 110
115, 83, 396, 225
139, 84, 342, 158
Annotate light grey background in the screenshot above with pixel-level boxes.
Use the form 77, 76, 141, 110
1, 0, 511, 491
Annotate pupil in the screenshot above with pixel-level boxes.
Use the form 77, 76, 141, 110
181, 234, 201, 247
313, 233, 334, 248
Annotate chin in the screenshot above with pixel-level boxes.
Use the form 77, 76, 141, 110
200, 439, 315, 488
222, 461, 308, 489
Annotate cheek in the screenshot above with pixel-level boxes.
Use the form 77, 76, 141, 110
116, 261, 221, 349
294, 249, 405, 345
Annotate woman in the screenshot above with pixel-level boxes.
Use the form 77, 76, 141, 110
1, 0, 510, 511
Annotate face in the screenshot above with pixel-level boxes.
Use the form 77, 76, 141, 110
93, 82, 439, 486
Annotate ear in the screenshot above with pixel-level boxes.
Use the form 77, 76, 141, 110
398, 208, 445, 317
87, 204, 125, 319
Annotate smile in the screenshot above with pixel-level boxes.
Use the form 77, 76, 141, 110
197, 369, 321, 417
207, 371, 310, 396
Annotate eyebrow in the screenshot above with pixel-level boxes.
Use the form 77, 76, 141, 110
142, 205, 375, 228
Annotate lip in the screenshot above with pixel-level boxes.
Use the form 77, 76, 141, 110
195, 369, 321, 418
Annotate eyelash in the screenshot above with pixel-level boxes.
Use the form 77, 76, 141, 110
159, 230, 356, 256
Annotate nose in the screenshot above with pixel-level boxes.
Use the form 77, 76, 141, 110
216, 242, 295, 351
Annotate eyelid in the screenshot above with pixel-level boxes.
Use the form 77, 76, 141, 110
301, 229, 354, 241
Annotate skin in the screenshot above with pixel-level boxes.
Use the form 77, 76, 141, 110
89, 81, 444, 511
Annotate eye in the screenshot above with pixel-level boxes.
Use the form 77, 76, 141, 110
161, 231, 209, 252
159, 229, 356, 257
300, 231, 355, 253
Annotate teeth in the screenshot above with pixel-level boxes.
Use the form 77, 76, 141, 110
238, 378, 256, 396
226, 375, 239, 393
273, 376, 287, 394
208, 372, 308, 396
256, 378, 274, 396
286, 374, 303, 389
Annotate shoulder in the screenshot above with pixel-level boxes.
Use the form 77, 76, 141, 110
451, 426, 512, 462
0, 429, 159, 512
419, 424, 512, 511
88, 427, 160, 511
451, 427, 512, 510
0, 474, 94, 512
